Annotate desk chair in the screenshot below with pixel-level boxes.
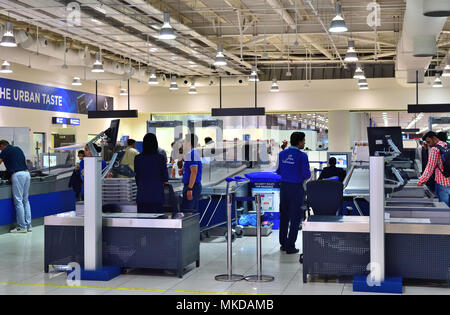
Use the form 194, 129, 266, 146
300, 180, 344, 264
305, 180, 344, 216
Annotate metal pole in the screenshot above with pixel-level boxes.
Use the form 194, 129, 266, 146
416, 70, 419, 106
96, 80, 98, 110
245, 194, 274, 282
227, 193, 233, 276
256, 194, 262, 278
220, 77, 222, 108
84, 157, 103, 271
255, 79, 257, 108
128, 79, 130, 111
215, 183, 244, 282
369, 156, 385, 284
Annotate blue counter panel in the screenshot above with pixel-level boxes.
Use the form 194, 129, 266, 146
0, 190, 76, 226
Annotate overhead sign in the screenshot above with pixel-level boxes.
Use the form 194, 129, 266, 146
52, 117, 81, 126
0, 77, 113, 115
52, 117, 67, 125
69, 118, 81, 126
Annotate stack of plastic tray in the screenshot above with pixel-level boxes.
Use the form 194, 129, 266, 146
102, 178, 137, 203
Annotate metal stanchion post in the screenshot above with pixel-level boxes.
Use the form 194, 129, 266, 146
245, 194, 274, 282
215, 182, 244, 282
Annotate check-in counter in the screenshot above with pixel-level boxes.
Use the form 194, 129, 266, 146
302, 215, 450, 283
44, 212, 200, 278
0, 168, 77, 231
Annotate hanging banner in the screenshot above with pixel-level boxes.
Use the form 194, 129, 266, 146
0, 77, 114, 115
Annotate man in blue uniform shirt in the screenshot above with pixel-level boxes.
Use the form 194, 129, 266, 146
0, 140, 32, 233
182, 134, 202, 212
276, 132, 311, 254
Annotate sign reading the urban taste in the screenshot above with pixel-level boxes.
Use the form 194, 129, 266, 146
0, 77, 114, 115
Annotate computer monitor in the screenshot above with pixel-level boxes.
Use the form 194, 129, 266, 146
367, 127, 403, 157
43, 155, 57, 168
327, 152, 351, 170
104, 119, 120, 151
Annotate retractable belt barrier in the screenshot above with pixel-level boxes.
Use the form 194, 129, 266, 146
215, 176, 247, 282
215, 172, 278, 283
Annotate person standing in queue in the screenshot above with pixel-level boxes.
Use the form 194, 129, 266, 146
134, 133, 169, 213
182, 134, 202, 212
0, 140, 32, 233
120, 139, 139, 177
418, 131, 450, 207
276, 132, 311, 254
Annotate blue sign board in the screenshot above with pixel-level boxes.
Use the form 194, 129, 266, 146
0, 77, 113, 115
69, 118, 80, 126
53, 117, 67, 125
52, 117, 81, 126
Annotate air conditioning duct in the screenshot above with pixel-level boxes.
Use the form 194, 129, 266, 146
413, 35, 436, 57
423, 0, 450, 17
395, 0, 447, 84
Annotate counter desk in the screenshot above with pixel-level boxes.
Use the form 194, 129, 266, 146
302, 215, 450, 284
44, 212, 200, 278
0, 168, 76, 231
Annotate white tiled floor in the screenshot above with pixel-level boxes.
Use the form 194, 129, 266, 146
0, 226, 448, 295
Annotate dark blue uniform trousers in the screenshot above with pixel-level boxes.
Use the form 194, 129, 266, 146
279, 182, 305, 250
182, 183, 202, 212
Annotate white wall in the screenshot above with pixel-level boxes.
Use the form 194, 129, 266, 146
117, 77, 450, 113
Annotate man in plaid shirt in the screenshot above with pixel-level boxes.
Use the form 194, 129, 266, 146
417, 131, 450, 206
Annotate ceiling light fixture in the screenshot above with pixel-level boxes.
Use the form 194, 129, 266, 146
188, 81, 198, 95
353, 64, 365, 79
159, 13, 176, 40
249, 66, 259, 82
0, 60, 13, 73
0, 22, 17, 47
433, 73, 443, 88
270, 79, 280, 92
91, 52, 104, 73
345, 41, 358, 62
329, 2, 348, 33
357, 78, 368, 86
442, 59, 450, 77
213, 44, 227, 67
148, 69, 158, 85
169, 75, 179, 90
72, 77, 82, 86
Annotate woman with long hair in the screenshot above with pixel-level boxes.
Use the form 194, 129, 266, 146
134, 133, 169, 213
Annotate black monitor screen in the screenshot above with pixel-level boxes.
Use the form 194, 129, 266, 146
367, 127, 403, 157
105, 119, 120, 151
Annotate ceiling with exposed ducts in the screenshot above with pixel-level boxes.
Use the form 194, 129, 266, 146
0, 0, 449, 82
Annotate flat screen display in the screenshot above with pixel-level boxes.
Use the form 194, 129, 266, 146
43, 155, 57, 168
367, 127, 403, 157
330, 154, 348, 169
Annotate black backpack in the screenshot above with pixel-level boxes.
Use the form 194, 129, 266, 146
436, 144, 450, 178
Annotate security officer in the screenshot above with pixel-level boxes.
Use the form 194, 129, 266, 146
182, 134, 202, 212
276, 132, 311, 254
